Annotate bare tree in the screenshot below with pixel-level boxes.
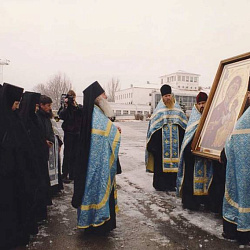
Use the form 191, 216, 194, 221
105, 77, 120, 102
34, 73, 72, 109
33, 83, 50, 96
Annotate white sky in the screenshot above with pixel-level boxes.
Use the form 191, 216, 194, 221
1, 0, 250, 94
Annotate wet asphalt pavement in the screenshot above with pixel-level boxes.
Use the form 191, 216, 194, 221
19, 121, 244, 250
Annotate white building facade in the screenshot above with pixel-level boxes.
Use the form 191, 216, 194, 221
115, 83, 160, 106
111, 71, 209, 119
109, 102, 151, 120
160, 70, 200, 91
113, 83, 159, 119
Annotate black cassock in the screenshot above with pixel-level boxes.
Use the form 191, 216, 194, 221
181, 141, 202, 210
19, 92, 51, 223
0, 83, 35, 248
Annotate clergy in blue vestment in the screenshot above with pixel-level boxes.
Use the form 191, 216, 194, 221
222, 106, 250, 244
72, 81, 121, 234
176, 92, 213, 210
146, 84, 187, 191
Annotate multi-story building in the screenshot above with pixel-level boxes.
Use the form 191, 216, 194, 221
111, 71, 209, 119
113, 82, 158, 119
115, 82, 159, 106
109, 102, 151, 120
160, 70, 200, 91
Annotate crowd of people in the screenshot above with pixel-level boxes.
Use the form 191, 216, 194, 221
0, 81, 121, 248
0, 83, 64, 249
146, 83, 250, 245
1, 79, 250, 248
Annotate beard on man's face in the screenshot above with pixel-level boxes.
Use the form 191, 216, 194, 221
45, 109, 53, 118
163, 96, 174, 108
95, 96, 114, 118
200, 107, 204, 114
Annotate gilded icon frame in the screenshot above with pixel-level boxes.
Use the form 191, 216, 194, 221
192, 52, 250, 160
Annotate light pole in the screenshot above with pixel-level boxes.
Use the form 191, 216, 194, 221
0, 59, 10, 83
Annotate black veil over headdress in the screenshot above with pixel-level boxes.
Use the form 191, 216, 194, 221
72, 81, 104, 208
0, 83, 23, 142
19, 92, 41, 127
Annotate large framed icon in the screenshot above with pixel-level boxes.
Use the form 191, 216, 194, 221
192, 52, 250, 160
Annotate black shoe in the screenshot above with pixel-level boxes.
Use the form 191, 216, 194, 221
61, 174, 67, 179
167, 187, 177, 192
222, 232, 237, 241
155, 188, 166, 191
63, 178, 72, 184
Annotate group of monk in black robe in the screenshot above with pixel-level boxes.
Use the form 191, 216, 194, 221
0, 82, 63, 249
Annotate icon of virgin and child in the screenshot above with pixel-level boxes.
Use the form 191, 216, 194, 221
200, 75, 242, 151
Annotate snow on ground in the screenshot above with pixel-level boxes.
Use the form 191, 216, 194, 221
116, 121, 223, 240
28, 120, 238, 250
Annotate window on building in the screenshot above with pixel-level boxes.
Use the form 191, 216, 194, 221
173, 76, 176, 81
167, 77, 170, 82
190, 87, 192, 89
116, 110, 121, 115
186, 76, 189, 82
155, 94, 161, 107
182, 76, 185, 81
194, 77, 197, 82
144, 111, 149, 115
130, 111, 135, 115
149, 93, 152, 96
178, 76, 181, 81
123, 110, 128, 115
137, 111, 143, 114
190, 77, 193, 82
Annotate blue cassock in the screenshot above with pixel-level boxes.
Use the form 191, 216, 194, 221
176, 105, 213, 197
145, 100, 187, 173
77, 105, 121, 228
223, 107, 250, 231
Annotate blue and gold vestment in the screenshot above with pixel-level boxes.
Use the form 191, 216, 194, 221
223, 107, 250, 231
77, 105, 121, 228
146, 100, 187, 173
176, 105, 213, 197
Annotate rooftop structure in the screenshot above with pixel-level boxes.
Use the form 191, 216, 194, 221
160, 70, 200, 91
